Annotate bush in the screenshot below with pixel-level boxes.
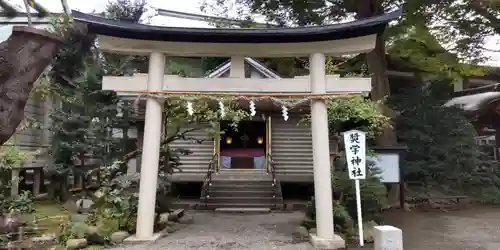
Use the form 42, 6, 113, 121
304, 155, 387, 238
326, 96, 390, 140
4, 190, 34, 215
389, 79, 500, 199
86, 162, 138, 235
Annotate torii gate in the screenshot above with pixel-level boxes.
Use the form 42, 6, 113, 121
72, 9, 402, 249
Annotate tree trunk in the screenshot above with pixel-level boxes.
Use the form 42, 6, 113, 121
0, 27, 62, 146
354, 0, 398, 146
367, 35, 398, 145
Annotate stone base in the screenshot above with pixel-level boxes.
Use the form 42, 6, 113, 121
123, 232, 164, 244
309, 233, 345, 249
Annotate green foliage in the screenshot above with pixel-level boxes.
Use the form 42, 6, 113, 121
165, 97, 249, 136
305, 157, 386, 238
5, 191, 34, 215
389, 79, 499, 199
302, 96, 389, 141
48, 15, 96, 87
326, 96, 390, 140
0, 145, 27, 169
0, 143, 34, 215
87, 162, 138, 234
104, 0, 148, 23
46, 1, 144, 202
203, 0, 495, 77
57, 221, 88, 244
301, 95, 387, 238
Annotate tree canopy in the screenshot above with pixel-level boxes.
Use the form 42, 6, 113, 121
202, 0, 499, 145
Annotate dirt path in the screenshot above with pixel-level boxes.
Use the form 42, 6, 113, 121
109, 211, 314, 250
109, 206, 500, 250
383, 206, 500, 250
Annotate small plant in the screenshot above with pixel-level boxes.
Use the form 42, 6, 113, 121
57, 220, 87, 244
7, 190, 34, 214
304, 155, 387, 240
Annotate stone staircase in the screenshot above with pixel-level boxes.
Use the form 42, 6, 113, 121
199, 170, 283, 212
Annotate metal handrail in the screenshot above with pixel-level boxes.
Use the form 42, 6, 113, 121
201, 152, 218, 207
267, 153, 278, 208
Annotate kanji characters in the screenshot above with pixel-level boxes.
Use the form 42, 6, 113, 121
351, 156, 362, 166
351, 167, 363, 177
349, 132, 360, 144
350, 144, 360, 154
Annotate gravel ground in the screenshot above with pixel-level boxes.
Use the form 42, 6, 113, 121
108, 211, 315, 250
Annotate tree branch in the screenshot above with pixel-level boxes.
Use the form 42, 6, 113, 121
121, 127, 202, 163
470, 0, 500, 35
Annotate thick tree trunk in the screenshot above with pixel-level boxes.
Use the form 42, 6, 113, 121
354, 0, 398, 146
0, 27, 62, 146
367, 35, 398, 145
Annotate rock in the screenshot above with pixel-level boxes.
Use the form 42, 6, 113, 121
85, 226, 99, 235
63, 199, 79, 213
309, 228, 317, 234
68, 221, 88, 239
110, 231, 130, 244
85, 226, 105, 245
170, 222, 187, 231
32, 234, 56, 243
0, 214, 24, 233
76, 198, 94, 214
70, 214, 88, 223
292, 226, 309, 243
158, 212, 170, 224
94, 190, 104, 199
363, 220, 379, 243
66, 238, 88, 249
167, 209, 185, 222
178, 215, 194, 224
165, 226, 176, 233
7, 240, 34, 249
403, 202, 412, 212
301, 217, 315, 229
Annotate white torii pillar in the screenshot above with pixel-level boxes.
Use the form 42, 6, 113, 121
309, 53, 345, 249
134, 52, 165, 240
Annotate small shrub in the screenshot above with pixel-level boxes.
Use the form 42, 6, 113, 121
304, 156, 386, 239
7, 190, 34, 214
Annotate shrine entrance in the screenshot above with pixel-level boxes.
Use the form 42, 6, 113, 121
219, 120, 267, 170
71, 7, 401, 246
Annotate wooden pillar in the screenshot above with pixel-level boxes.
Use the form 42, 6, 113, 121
495, 127, 500, 161
10, 168, 20, 197
32, 168, 41, 196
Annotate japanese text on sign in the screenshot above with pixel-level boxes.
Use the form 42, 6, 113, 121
343, 130, 366, 180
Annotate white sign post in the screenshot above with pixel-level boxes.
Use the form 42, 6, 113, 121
343, 130, 366, 247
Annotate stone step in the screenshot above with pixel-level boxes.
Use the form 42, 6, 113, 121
214, 207, 271, 213
210, 175, 273, 181
209, 184, 275, 192
209, 190, 276, 197
201, 203, 280, 209
210, 180, 275, 185
217, 170, 268, 174
204, 196, 281, 204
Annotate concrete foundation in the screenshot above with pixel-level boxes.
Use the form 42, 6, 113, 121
123, 232, 164, 244
309, 233, 345, 249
